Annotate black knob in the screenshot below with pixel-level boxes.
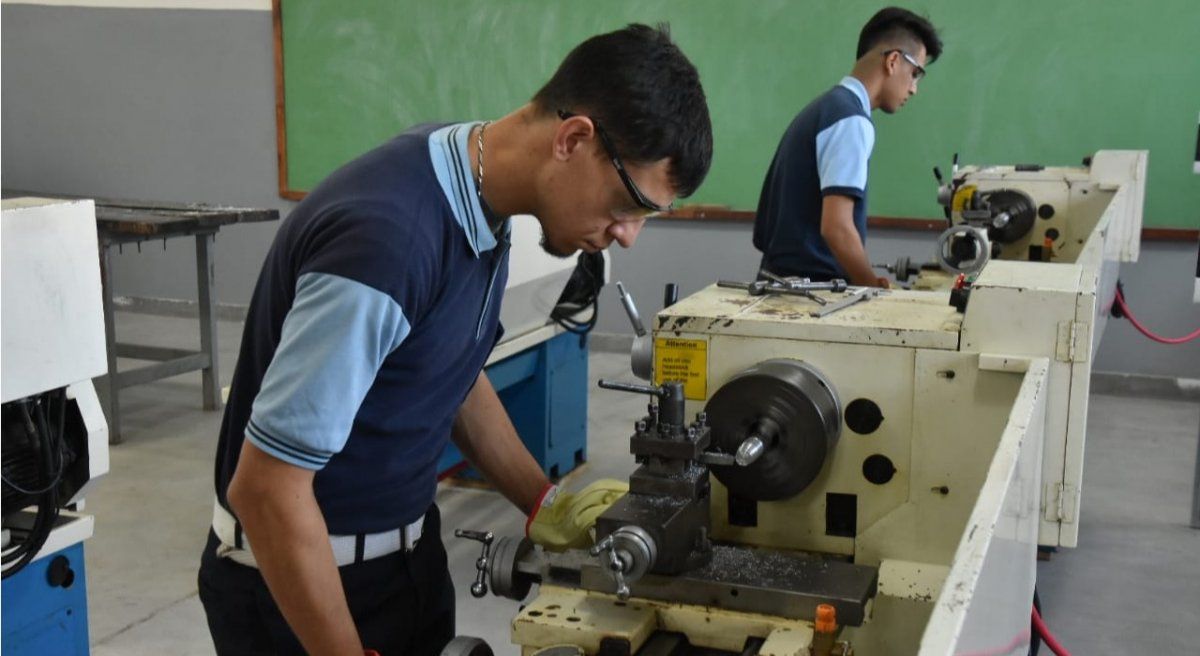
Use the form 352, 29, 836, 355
663, 283, 679, 308
46, 555, 75, 588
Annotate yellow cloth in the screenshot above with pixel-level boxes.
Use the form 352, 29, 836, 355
528, 479, 628, 552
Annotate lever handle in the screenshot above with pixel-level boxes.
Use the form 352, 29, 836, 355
590, 535, 631, 601
598, 379, 662, 396
454, 529, 494, 598
616, 282, 646, 337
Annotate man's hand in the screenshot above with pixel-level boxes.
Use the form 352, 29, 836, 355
875, 276, 892, 289
527, 479, 629, 551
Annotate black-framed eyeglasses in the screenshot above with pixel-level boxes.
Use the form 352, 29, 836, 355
557, 109, 672, 213
883, 49, 926, 80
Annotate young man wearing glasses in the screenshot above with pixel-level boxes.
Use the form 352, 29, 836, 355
198, 24, 711, 656
753, 7, 942, 286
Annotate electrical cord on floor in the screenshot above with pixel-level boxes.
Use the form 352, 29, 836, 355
1031, 605, 1072, 656
1112, 282, 1200, 344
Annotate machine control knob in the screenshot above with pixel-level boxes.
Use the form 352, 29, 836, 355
46, 555, 75, 589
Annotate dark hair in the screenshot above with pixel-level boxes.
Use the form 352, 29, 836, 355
856, 7, 943, 63
532, 23, 713, 198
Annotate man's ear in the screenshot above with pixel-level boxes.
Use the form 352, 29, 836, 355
882, 49, 900, 77
552, 114, 597, 162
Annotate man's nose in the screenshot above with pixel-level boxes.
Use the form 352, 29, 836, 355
609, 218, 646, 249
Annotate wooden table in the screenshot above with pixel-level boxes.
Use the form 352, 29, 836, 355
3, 191, 279, 443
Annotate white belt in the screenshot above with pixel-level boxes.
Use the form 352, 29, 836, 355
212, 500, 423, 569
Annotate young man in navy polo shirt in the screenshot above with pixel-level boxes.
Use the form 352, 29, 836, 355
197, 24, 712, 656
753, 7, 942, 286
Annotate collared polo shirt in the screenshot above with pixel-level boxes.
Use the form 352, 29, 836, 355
214, 122, 510, 534
753, 76, 875, 280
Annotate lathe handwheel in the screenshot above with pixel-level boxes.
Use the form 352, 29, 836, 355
488, 536, 534, 600
440, 636, 493, 656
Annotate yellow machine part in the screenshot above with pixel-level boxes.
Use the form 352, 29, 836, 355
951, 184, 978, 213
512, 585, 815, 656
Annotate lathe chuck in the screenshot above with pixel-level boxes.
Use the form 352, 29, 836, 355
704, 359, 841, 501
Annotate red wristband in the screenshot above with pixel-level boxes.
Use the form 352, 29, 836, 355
525, 482, 558, 536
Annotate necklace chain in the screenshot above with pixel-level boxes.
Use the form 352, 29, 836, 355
476, 120, 491, 199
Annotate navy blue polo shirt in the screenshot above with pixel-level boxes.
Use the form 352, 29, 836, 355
214, 122, 510, 534
753, 76, 875, 280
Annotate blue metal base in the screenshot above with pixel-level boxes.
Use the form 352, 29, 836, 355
439, 330, 589, 480
1, 542, 90, 656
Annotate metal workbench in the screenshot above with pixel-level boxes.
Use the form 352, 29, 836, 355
94, 199, 278, 443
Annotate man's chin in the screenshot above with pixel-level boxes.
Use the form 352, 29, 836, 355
539, 233, 576, 259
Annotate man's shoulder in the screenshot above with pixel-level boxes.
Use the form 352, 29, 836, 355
784, 86, 868, 139
815, 85, 870, 127
299, 127, 456, 224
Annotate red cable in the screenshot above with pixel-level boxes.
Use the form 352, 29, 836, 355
1031, 606, 1072, 656
1115, 288, 1200, 345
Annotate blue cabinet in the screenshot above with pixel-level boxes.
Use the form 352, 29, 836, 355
439, 331, 589, 480
1, 543, 90, 656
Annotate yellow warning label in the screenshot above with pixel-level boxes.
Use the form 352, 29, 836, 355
654, 338, 708, 400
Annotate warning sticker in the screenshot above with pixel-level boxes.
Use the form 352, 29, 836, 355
654, 338, 708, 400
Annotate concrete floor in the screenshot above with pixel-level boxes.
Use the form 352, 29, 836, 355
78, 313, 1199, 655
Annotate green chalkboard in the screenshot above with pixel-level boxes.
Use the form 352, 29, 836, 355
279, 0, 1200, 229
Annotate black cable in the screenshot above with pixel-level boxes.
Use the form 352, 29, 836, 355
550, 252, 604, 339
2, 397, 67, 495
1, 390, 66, 578
552, 297, 599, 335
1, 486, 57, 578
1029, 587, 1042, 656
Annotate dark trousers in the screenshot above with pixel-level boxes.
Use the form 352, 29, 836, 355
197, 504, 455, 656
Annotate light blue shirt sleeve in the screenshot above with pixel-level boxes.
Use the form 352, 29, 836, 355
815, 115, 875, 197
246, 272, 411, 470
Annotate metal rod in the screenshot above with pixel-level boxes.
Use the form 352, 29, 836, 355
717, 280, 753, 290
616, 281, 646, 337
598, 379, 661, 396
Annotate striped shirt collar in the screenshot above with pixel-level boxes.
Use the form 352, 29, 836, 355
838, 76, 871, 114
428, 122, 506, 257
